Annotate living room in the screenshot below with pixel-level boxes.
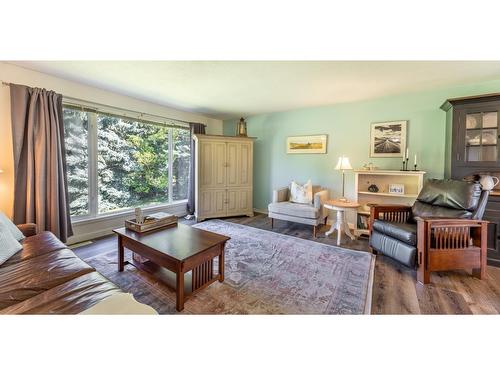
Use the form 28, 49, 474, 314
1, 1, 499, 374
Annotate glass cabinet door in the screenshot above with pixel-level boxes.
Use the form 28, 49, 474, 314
464, 110, 498, 163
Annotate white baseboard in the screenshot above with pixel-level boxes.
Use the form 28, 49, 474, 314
253, 208, 268, 214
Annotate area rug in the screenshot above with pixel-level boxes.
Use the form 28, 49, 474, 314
86, 220, 375, 314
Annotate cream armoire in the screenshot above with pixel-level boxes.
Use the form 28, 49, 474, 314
193, 134, 256, 221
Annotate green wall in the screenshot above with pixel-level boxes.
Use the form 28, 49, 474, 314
224, 79, 500, 211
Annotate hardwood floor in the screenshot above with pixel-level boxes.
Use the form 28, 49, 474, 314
74, 213, 500, 314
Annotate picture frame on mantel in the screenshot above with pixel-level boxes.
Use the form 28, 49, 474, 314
286, 134, 328, 154
370, 120, 407, 158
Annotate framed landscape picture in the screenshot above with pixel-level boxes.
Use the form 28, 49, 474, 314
286, 134, 328, 154
370, 120, 407, 158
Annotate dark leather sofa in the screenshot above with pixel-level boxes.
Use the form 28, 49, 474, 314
0, 225, 122, 314
369, 179, 489, 269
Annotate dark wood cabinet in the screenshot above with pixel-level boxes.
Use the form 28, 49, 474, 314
442, 93, 500, 266
453, 103, 500, 168
484, 195, 500, 266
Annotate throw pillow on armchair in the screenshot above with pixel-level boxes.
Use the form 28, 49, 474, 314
290, 180, 313, 204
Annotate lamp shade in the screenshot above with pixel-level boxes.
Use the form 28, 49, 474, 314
335, 156, 352, 170
0, 169, 3, 174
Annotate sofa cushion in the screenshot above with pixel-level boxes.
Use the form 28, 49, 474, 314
268, 201, 320, 219
0, 222, 23, 266
372, 220, 417, 246
416, 179, 481, 211
0, 272, 121, 315
370, 231, 417, 268
0, 249, 94, 310
0, 211, 25, 241
2, 231, 67, 267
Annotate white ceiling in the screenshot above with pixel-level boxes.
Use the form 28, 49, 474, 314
10, 61, 500, 120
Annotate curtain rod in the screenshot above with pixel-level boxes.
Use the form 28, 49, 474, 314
63, 96, 194, 126
1, 80, 206, 127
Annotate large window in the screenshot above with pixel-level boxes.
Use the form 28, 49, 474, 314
63, 105, 191, 218
63, 108, 90, 216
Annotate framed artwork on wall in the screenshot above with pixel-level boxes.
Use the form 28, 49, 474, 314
286, 134, 328, 154
370, 120, 407, 158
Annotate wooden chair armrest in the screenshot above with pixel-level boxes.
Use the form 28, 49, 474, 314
415, 217, 488, 260
17, 223, 38, 237
414, 217, 488, 226
369, 205, 412, 232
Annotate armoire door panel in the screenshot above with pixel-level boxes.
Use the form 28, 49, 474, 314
199, 190, 213, 216
214, 143, 227, 187
226, 142, 252, 187
199, 190, 227, 217
226, 190, 238, 214
226, 142, 240, 187
226, 188, 252, 214
199, 142, 213, 188
199, 141, 226, 189
215, 190, 227, 215
238, 189, 251, 211
240, 143, 251, 186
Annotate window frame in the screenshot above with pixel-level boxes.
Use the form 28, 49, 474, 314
63, 104, 190, 222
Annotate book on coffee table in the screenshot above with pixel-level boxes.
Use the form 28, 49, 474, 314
125, 211, 178, 233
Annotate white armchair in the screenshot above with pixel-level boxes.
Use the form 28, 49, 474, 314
268, 185, 329, 237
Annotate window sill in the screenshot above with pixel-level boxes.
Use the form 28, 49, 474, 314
71, 200, 188, 226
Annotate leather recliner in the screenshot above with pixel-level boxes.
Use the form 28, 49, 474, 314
369, 179, 489, 268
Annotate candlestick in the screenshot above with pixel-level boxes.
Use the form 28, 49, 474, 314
401, 159, 406, 171
413, 164, 418, 171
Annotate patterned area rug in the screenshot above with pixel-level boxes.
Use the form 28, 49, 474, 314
86, 220, 375, 314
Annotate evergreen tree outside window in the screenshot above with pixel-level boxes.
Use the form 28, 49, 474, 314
172, 127, 191, 201
63, 108, 89, 216
63, 106, 191, 218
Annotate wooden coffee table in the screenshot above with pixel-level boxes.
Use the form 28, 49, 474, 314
113, 224, 230, 311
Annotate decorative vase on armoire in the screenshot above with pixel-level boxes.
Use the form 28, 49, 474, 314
193, 134, 256, 221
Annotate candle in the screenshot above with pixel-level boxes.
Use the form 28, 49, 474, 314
135, 207, 143, 224
414, 154, 417, 165
406, 148, 409, 159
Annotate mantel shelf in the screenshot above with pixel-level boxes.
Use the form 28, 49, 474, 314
354, 169, 426, 175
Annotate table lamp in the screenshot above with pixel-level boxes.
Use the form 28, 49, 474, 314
335, 156, 353, 202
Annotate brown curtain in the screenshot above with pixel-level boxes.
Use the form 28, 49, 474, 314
10, 84, 73, 242
187, 122, 206, 215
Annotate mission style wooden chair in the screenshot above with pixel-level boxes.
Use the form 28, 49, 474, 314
369, 179, 489, 284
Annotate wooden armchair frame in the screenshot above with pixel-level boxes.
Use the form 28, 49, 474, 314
370, 205, 488, 285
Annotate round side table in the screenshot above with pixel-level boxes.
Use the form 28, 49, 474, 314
324, 199, 360, 246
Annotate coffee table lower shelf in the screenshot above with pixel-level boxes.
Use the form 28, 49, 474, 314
129, 258, 221, 302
